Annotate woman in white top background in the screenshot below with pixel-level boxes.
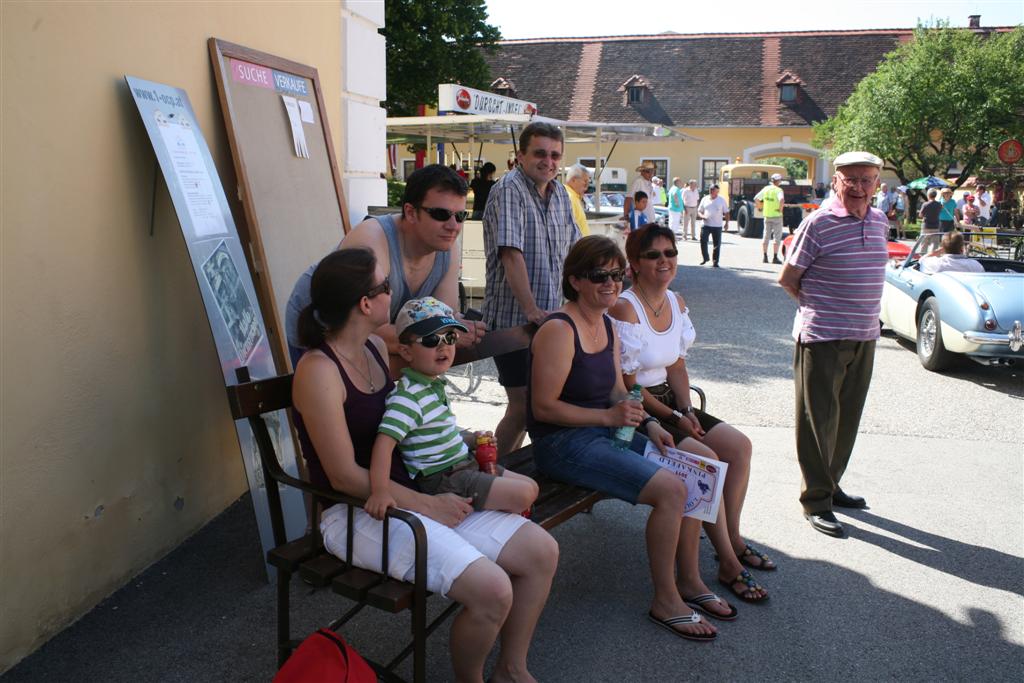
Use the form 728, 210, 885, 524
610, 225, 772, 610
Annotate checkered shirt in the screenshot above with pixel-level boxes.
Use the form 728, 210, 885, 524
482, 167, 580, 330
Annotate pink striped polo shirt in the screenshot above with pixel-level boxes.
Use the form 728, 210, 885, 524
786, 205, 889, 343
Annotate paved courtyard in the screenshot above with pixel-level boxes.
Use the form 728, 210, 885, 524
5, 231, 1022, 682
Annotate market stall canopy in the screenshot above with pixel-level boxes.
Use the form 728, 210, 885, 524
385, 113, 702, 146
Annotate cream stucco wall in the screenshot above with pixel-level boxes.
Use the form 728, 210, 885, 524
473, 127, 826, 187
0, 1, 347, 671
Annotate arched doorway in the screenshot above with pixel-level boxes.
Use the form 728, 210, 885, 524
742, 139, 828, 183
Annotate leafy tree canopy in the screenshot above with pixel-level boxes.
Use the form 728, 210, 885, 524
813, 23, 1024, 187
762, 156, 809, 180
382, 0, 502, 116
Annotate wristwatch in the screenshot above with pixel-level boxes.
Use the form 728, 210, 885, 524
640, 415, 659, 432
671, 407, 693, 422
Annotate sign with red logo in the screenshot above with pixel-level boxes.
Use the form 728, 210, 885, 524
998, 139, 1023, 165
437, 84, 538, 117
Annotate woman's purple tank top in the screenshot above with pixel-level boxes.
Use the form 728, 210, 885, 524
526, 312, 616, 440
292, 341, 416, 493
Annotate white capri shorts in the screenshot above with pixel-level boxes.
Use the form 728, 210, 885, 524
669, 210, 682, 233
321, 503, 529, 598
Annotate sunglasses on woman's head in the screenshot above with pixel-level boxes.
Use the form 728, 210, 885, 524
412, 330, 460, 348
365, 278, 391, 298
639, 248, 678, 260
585, 268, 626, 284
419, 206, 469, 223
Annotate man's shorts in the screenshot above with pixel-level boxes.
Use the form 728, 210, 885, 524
417, 458, 505, 511
762, 216, 784, 245
494, 348, 530, 388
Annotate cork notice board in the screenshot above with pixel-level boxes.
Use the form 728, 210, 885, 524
209, 38, 350, 371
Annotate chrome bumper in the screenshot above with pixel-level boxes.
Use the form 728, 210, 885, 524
963, 320, 1024, 352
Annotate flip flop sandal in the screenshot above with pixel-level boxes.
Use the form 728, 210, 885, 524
718, 569, 769, 603
738, 544, 777, 571
683, 593, 738, 621
647, 611, 717, 641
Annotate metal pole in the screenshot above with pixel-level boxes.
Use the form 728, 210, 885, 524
426, 128, 432, 165
595, 127, 603, 206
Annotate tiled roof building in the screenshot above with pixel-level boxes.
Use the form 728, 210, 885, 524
483, 30, 915, 128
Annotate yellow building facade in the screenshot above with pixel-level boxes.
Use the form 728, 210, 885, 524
1, 1, 386, 670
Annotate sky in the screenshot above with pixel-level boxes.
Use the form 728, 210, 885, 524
484, 0, 1022, 40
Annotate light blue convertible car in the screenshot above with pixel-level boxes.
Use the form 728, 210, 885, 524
880, 231, 1024, 371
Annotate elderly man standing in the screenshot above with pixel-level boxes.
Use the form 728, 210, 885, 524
681, 179, 700, 240
778, 151, 889, 537
755, 173, 786, 264
623, 161, 656, 227
563, 163, 591, 236
483, 122, 580, 455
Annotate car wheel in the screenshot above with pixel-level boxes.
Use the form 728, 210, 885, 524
916, 298, 956, 371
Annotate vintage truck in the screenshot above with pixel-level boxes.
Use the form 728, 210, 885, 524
718, 163, 817, 238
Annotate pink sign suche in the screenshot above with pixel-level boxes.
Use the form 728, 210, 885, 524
230, 59, 274, 89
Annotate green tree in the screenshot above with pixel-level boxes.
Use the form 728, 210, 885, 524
813, 24, 1024, 188
382, 0, 502, 116
761, 156, 809, 179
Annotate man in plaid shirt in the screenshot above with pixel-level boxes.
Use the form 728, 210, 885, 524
482, 122, 581, 455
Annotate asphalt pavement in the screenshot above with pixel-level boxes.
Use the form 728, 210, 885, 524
5, 231, 1022, 682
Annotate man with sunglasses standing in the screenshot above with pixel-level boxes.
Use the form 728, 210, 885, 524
778, 151, 889, 538
483, 122, 581, 456
284, 164, 485, 368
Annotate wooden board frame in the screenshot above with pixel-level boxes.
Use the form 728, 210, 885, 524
209, 38, 351, 372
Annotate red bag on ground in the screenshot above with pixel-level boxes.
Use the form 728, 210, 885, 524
272, 628, 377, 682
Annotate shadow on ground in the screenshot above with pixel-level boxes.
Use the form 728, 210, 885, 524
5, 495, 1021, 682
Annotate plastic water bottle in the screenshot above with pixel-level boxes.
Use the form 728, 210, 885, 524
612, 384, 644, 449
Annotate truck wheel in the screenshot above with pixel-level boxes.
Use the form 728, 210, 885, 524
738, 203, 763, 238
736, 204, 750, 232
916, 298, 956, 371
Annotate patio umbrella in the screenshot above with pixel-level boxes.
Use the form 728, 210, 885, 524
907, 176, 949, 190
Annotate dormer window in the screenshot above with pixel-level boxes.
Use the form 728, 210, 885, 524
490, 77, 517, 99
776, 72, 804, 104
619, 75, 652, 107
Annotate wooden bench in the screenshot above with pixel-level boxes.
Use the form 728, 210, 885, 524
225, 328, 705, 682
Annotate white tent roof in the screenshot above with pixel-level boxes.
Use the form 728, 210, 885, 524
385, 113, 702, 145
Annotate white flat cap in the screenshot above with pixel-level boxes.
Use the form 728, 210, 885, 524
770, 173, 783, 181
833, 151, 883, 169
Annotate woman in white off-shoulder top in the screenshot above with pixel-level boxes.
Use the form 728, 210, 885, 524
610, 225, 773, 612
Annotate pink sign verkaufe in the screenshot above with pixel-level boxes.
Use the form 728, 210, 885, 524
230, 59, 274, 89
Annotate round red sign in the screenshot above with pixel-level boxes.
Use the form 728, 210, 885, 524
455, 88, 472, 110
998, 139, 1023, 164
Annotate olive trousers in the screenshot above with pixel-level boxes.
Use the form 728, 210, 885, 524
793, 339, 876, 514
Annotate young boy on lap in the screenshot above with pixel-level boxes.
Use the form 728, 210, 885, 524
365, 297, 539, 519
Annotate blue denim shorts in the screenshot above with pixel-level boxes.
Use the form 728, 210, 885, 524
531, 426, 661, 505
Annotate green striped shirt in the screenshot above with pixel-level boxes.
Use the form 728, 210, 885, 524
379, 368, 469, 477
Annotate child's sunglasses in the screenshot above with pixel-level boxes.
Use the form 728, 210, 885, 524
413, 330, 460, 348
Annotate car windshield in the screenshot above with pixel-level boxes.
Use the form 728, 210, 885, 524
908, 231, 1024, 267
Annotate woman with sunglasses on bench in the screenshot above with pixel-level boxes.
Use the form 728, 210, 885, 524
292, 247, 558, 683
610, 225, 770, 614
527, 235, 717, 642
